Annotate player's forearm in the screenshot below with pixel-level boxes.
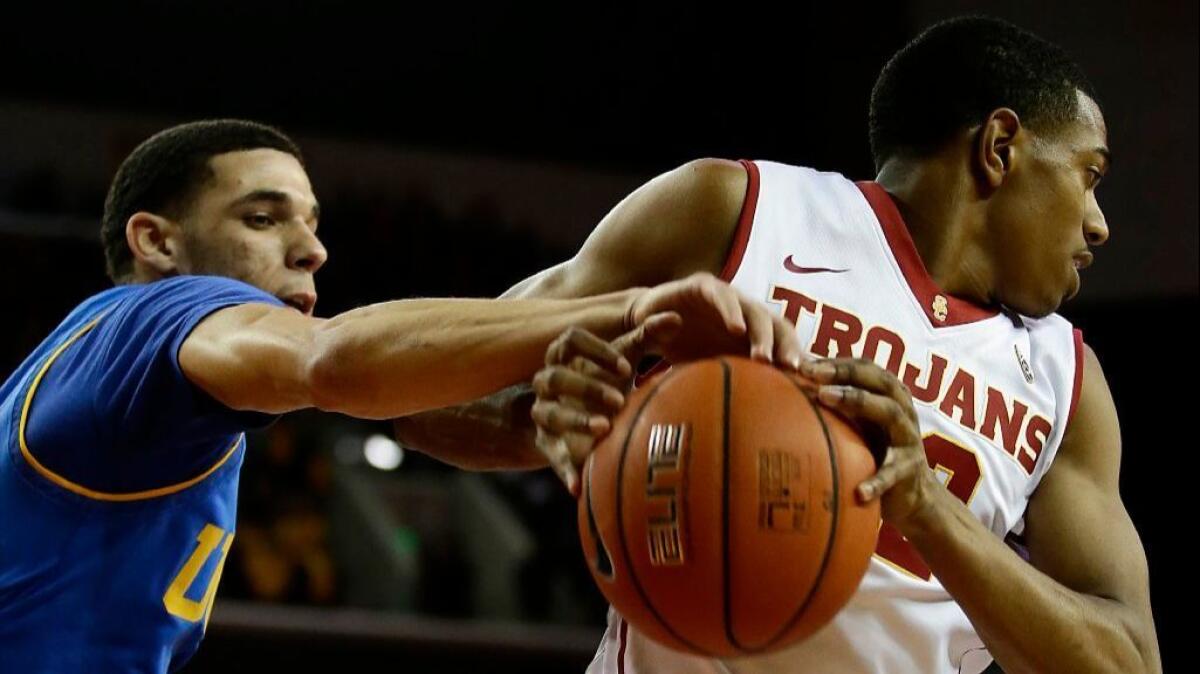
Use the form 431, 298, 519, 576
902, 490, 1158, 674
392, 384, 545, 470
308, 291, 637, 419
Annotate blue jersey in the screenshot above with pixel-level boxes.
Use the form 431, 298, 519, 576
0, 275, 283, 672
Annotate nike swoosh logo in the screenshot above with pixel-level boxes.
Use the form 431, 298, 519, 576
783, 255, 848, 274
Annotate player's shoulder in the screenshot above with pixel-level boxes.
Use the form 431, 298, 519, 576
750, 159, 858, 193
126, 274, 274, 302
743, 160, 874, 238
69, 276, 284, 357
666, 158, 748, 208
661, 157, 857, 210
106, 275, 280, 319
585, 158, 752, 282
674, 157, 745, 181
670, 158, 863, 222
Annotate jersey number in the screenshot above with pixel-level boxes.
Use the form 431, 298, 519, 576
163, 523, 234, 627
873, 434, 982, 581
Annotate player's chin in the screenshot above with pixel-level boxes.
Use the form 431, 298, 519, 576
1064, 269, 1082, 302
1006, 288, 1062, 319
1029, 271, 1077, 317
1048, 265, 1083, 308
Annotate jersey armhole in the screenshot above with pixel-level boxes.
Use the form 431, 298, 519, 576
18, 302, 253, 502
1066, 328, 1085, 429
717, 159, 760, 282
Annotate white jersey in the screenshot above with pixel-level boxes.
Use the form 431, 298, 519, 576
589, 160, 1084, 674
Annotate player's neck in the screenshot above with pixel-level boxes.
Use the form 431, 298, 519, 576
875, 156, 996, 308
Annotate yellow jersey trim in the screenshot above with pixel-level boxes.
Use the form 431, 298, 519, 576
18, 313, 244, 502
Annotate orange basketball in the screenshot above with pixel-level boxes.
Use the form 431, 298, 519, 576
578, 356, 881, 658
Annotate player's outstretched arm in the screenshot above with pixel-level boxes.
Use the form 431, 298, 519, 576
180, 269, 791, 425
393, 158, 752, 469
804, 350, 1160, 673
179, 291, 641, 419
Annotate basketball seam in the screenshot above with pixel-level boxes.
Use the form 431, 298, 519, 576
614, 366, 715, 657
758, 379, 843, 650
585, 458, 615, 579
719, 359, 743, 654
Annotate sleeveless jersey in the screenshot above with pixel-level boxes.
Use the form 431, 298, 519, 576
0, 275, 282, 672
590, 160, 1084, 674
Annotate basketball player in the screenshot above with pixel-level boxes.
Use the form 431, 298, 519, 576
395, 17, 1161, 673
0, 120, 800, 672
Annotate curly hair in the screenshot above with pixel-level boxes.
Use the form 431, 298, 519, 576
869, 16, 1097, 170
101, 119, 302, 282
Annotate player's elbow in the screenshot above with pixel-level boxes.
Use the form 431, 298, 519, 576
1092, 603, 1161, 674
1108, 637, 1161, 674
1127, 622, 1162, 674
1110, 585, 1162, 674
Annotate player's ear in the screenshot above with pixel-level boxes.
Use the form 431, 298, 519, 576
126, 212, 183, 277
973, 107, 1022, 194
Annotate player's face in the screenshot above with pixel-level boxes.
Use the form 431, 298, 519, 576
175, 149, 326, 315
987, 91, 1110, 318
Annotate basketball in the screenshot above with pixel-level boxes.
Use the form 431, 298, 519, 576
578, 357, 881, 658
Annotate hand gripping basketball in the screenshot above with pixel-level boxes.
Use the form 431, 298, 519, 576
533, 274, 803, 495
625, 272, 804, 367
532, 310, 690, 494
800, 357, 943, 533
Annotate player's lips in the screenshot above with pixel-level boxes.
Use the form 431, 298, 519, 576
280, 292, 316, 315
1064, 252, 1091, 300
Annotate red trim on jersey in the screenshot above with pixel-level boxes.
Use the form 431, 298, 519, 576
617, 617, 628, 674
1067, 328, 1085, 428
718, 159, 760, 282
855, 181, 999, 328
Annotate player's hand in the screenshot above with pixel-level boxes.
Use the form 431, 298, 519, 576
799, 357, 942, 533
627, 272, 804, 369
531, 314, 681, 496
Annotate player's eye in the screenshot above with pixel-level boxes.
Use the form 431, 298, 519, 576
1086, 168, 1103, 188
243, 213, 276, 228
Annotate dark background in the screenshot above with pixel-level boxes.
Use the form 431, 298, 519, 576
1, 2, 1193, 672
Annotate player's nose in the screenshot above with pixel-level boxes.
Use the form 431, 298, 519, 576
1084, 192, 1109, 247
288, 225, 328, 273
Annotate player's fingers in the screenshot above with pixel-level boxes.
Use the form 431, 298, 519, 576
802, 358, 913, 413
561, 430, 597, 468
535, 431, 580, 496
545, 327, 633, 378
533, 365, 625, 412
772, 315, 804, 371
741, 298, 776, 363
696, 275, 747, 335
610, 312, 681, 367
531, 398, 611, 437
634, 311, 683, 354
856, 450, 906, 502
568, 355, 630, 388
816, 385, 920, 445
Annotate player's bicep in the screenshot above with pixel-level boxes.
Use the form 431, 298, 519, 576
1024, 452, 1149, 603
1024, 346, 1157, 651
504, 158, 749, 301
179, 303, 320, 415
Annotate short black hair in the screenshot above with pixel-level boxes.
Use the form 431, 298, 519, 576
101, 119, 303, 282
869, 16, 1096, 170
